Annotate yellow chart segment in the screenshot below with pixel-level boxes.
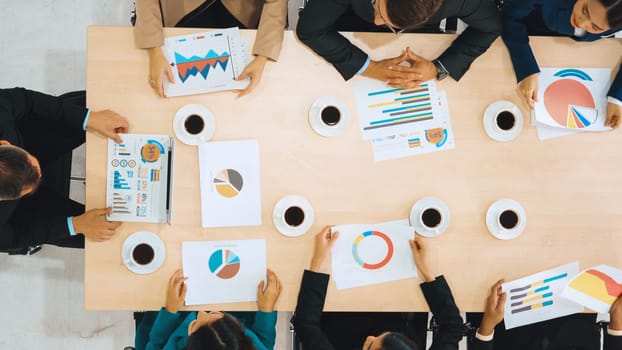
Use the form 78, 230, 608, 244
567, 109, 578, 128
569, 273, 618, 304
215, 184, 238, 198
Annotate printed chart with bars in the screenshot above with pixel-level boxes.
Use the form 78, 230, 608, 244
162, 28, 249, 97
502, 262, 581, 329
534, 68, 611, 132
354, 80, 454, 160
561, 265, 622, 313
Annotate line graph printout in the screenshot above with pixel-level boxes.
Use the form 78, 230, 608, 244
162, 28, 249, 97
502, 262, 582, 329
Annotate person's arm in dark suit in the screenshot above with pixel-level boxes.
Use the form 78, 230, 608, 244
606, 296, 622, 349
296, 0, 369, 80
500, 0, 542, 83
434, 0, 502, 81
420, 276, 465, 350
467, 280, 506, 350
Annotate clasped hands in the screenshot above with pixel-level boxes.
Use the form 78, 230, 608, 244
363, 47, 437, 88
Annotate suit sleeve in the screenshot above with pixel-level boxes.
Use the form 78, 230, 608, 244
292, 270, 336, 350
604, 332, 622, 349
436, 0, 502, 81
500, 0, 541, 83
145, 308, 185, 350
0, 88, 86, 128
246, 311, 277, 350
469, 337, 494, 350
296, 0, 369, 80
134, 0, 165, 48
253, 0, 288, 61
420, 276, 465, 350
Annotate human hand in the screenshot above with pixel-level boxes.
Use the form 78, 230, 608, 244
518, 73, 539, 109
362, 52, 423, 88
165, 269, 188, 313
86, 110, 129, 143
479, 279, 507, 336
235, 55, 268, 97
257, 269, 282, 312
409, 235, 434, 282
610, 294, 622, 330
72, 208, 121, 242
147, 47, 174, 97
309, 226, 340, 273
605, 102, 622, 129
404, 48, 437, 84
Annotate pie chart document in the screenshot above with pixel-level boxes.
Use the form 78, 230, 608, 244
198, 140, 261, 227
182, 239, 267, 305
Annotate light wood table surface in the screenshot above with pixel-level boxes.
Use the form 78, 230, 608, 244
85, 26, 622, 311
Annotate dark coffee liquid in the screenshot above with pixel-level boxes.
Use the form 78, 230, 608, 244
284, 206, 305, 227
421, 208, 442, 228
496, 111, 515, 131
132, 243, 155, 265
321, 106, 341, 126
184, 114, 205, 135
499, 210, 519, 229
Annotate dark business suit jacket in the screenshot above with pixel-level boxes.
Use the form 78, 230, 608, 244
0, 88, 86, 249
292, 270, 464, 350
501, 0, 622, 99
296, 0, 502, 81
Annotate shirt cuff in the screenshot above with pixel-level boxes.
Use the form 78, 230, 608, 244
356, 57, 371, 75
608, 327, 622, 336
607, 96, 622, 106
67, 217, 77, 236
475, 329, 494, 341
82, 109, 91, 131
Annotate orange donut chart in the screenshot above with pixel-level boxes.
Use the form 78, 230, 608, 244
352, 230, 394, 270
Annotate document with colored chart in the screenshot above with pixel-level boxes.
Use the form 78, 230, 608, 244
162, 28, 249, 97
198, 140, 261, 228
182, 239, 266, 305
502, 262, 582, 329
331, 219, 417, 290
534, 68, 611, 139
106, 134, 175, 223
353, 79, 455, 161
561, 265, 622, 313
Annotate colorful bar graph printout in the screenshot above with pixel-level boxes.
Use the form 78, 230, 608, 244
502, 262, 582, 329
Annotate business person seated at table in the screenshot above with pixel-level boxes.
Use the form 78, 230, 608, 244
134, 0, 287, 97
501, 0, 622, 128
292, 226, 465, 350
135, 269, 281, 350
0, 88, 128, 251
296, 0, 502, 88
469, 279, 622, 349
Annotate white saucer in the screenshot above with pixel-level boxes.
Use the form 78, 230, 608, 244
273, 195, 314, 237
486, 199, 527, 240
173, 104, 215, 145
308, 96, 350, 137
483, 100, 523, 142
121, 231, 166, 274
409, 197, 450, 237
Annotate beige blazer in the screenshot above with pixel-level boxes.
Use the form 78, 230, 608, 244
134, 0, 287, 61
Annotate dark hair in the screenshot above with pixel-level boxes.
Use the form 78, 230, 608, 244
381, 332, 418, 350
601, 0, 622, 28
186, 314, 256, 350
386, 0, 443, 29
0, 145, 41, 200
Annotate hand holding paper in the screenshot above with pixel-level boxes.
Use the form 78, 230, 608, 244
310, 226, 339, 274
479, 279, 507, 336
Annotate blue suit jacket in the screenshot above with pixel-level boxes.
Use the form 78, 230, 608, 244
501, 0, 622, 99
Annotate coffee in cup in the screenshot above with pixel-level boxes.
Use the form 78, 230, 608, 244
495, 111, 515, 131
132, 243, 155, 265
499, 209, 519, 230
284, 206, 305, 227
421, 208, 442, 229
184, 114, 205, 135
320, 106, 341, 126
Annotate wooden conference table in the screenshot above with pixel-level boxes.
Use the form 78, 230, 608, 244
85, 27, 622, 311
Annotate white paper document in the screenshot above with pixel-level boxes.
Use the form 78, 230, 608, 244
198, 140, 261, 228
534, 68, 611, 139
182, 239, 266, 305
331, 219, 417, 290
162, 28, 249, 97
502, 262, 582, 329
561, 265, 622, 313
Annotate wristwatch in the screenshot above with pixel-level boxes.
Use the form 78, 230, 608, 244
433, 59, 449, 81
